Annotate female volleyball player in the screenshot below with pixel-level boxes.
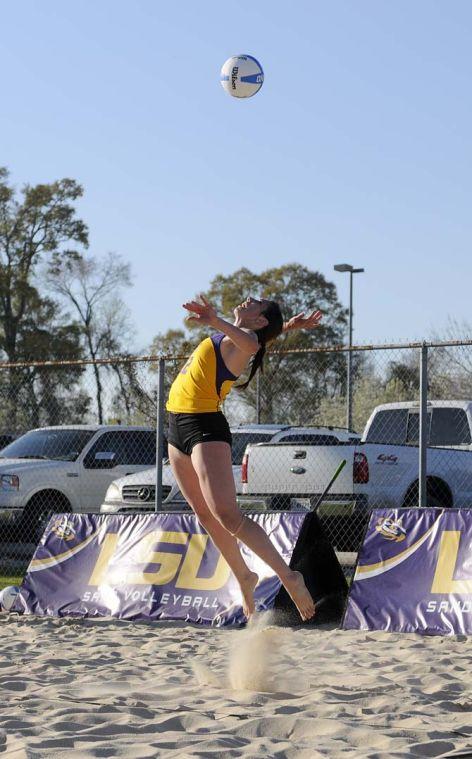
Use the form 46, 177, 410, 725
166, 295, 323, 621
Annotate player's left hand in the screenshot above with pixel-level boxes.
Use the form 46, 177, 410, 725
283, 309, 323, 331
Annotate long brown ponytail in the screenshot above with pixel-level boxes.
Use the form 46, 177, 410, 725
237, 300, 283, 390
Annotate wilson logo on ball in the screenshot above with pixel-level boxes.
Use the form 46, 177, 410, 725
220, 55, 264, 99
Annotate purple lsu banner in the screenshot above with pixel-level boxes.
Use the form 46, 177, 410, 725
17, 511, 306, 626
343, 508, 472, 636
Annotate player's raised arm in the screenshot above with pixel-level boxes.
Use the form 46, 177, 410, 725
283, 309, 323, 332
183, 295, 259, 355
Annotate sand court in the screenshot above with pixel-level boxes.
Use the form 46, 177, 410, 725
1, 612, 472, 757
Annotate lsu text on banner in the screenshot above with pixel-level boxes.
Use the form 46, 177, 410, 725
18, 511, 306, 626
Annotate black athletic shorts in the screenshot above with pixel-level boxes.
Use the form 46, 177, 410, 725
167, 411, 232, 456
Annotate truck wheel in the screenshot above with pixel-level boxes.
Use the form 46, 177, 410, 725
21, 491, 71, 543
425, 494, 447, 509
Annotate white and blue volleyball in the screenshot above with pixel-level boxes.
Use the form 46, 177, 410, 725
220, 55, 264, 98
0, 585, 20, 612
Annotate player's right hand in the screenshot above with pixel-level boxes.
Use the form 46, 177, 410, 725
183, 294, 218, 327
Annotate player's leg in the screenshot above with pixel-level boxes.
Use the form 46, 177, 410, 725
191, 441, 315, 621
168, 444, 258, 617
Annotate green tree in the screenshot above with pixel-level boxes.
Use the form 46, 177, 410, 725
0, 168, 89, 430
386, 360, 420, 394
316, 372, 416, 433
150, 264, 350, 424
315, 348, 461, 434
0, 293, 90, 431
0, 168, 88, 361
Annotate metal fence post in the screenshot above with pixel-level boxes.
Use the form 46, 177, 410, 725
346, 273, 353, 431
419, 343, 428, 508
155, 357, 165, 512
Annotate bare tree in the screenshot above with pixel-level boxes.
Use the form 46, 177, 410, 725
428, 318, 472, 398
46, 253, 133, 422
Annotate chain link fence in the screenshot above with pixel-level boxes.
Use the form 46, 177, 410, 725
1, 339, 472, 582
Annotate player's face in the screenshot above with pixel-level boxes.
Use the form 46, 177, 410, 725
234, 296, 268, 322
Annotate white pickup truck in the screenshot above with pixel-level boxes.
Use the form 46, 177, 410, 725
242, 401, 472, 547
0, 425, 159, 540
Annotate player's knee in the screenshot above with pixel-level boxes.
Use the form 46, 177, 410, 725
189, 498, 211, 521
215, 508, 244, 535
191, 505, 205, 521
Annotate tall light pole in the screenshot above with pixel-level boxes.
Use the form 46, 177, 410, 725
334, 263, 364, 431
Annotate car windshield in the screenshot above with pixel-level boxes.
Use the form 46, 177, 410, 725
0, 429, 96, 462
231, 432, 274, 465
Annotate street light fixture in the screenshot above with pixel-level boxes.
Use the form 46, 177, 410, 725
334, 263, 365, 431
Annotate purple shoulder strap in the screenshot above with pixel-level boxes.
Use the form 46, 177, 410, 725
210, 333, 238, 396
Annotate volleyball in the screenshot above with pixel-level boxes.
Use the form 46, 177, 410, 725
220, 55, 264, 98
0, 585, 20, 612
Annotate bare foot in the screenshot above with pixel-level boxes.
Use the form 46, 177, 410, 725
239, 571, 259, 619
283, 570, 316, 621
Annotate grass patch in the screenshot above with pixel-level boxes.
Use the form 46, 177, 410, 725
0, 575, 23, 590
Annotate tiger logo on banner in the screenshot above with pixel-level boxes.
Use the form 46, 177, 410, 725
343, 508, 472, 636
375, 515, 407, 542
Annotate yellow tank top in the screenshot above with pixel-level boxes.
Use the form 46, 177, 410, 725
166, 333, 238, 413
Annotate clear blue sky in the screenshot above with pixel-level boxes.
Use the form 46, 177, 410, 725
3, 1, 471, 349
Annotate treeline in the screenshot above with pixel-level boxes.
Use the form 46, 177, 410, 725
2, 168, 470, 435
0, 168, 135, 430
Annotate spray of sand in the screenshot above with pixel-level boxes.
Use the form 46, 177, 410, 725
193, 612, 299, 693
